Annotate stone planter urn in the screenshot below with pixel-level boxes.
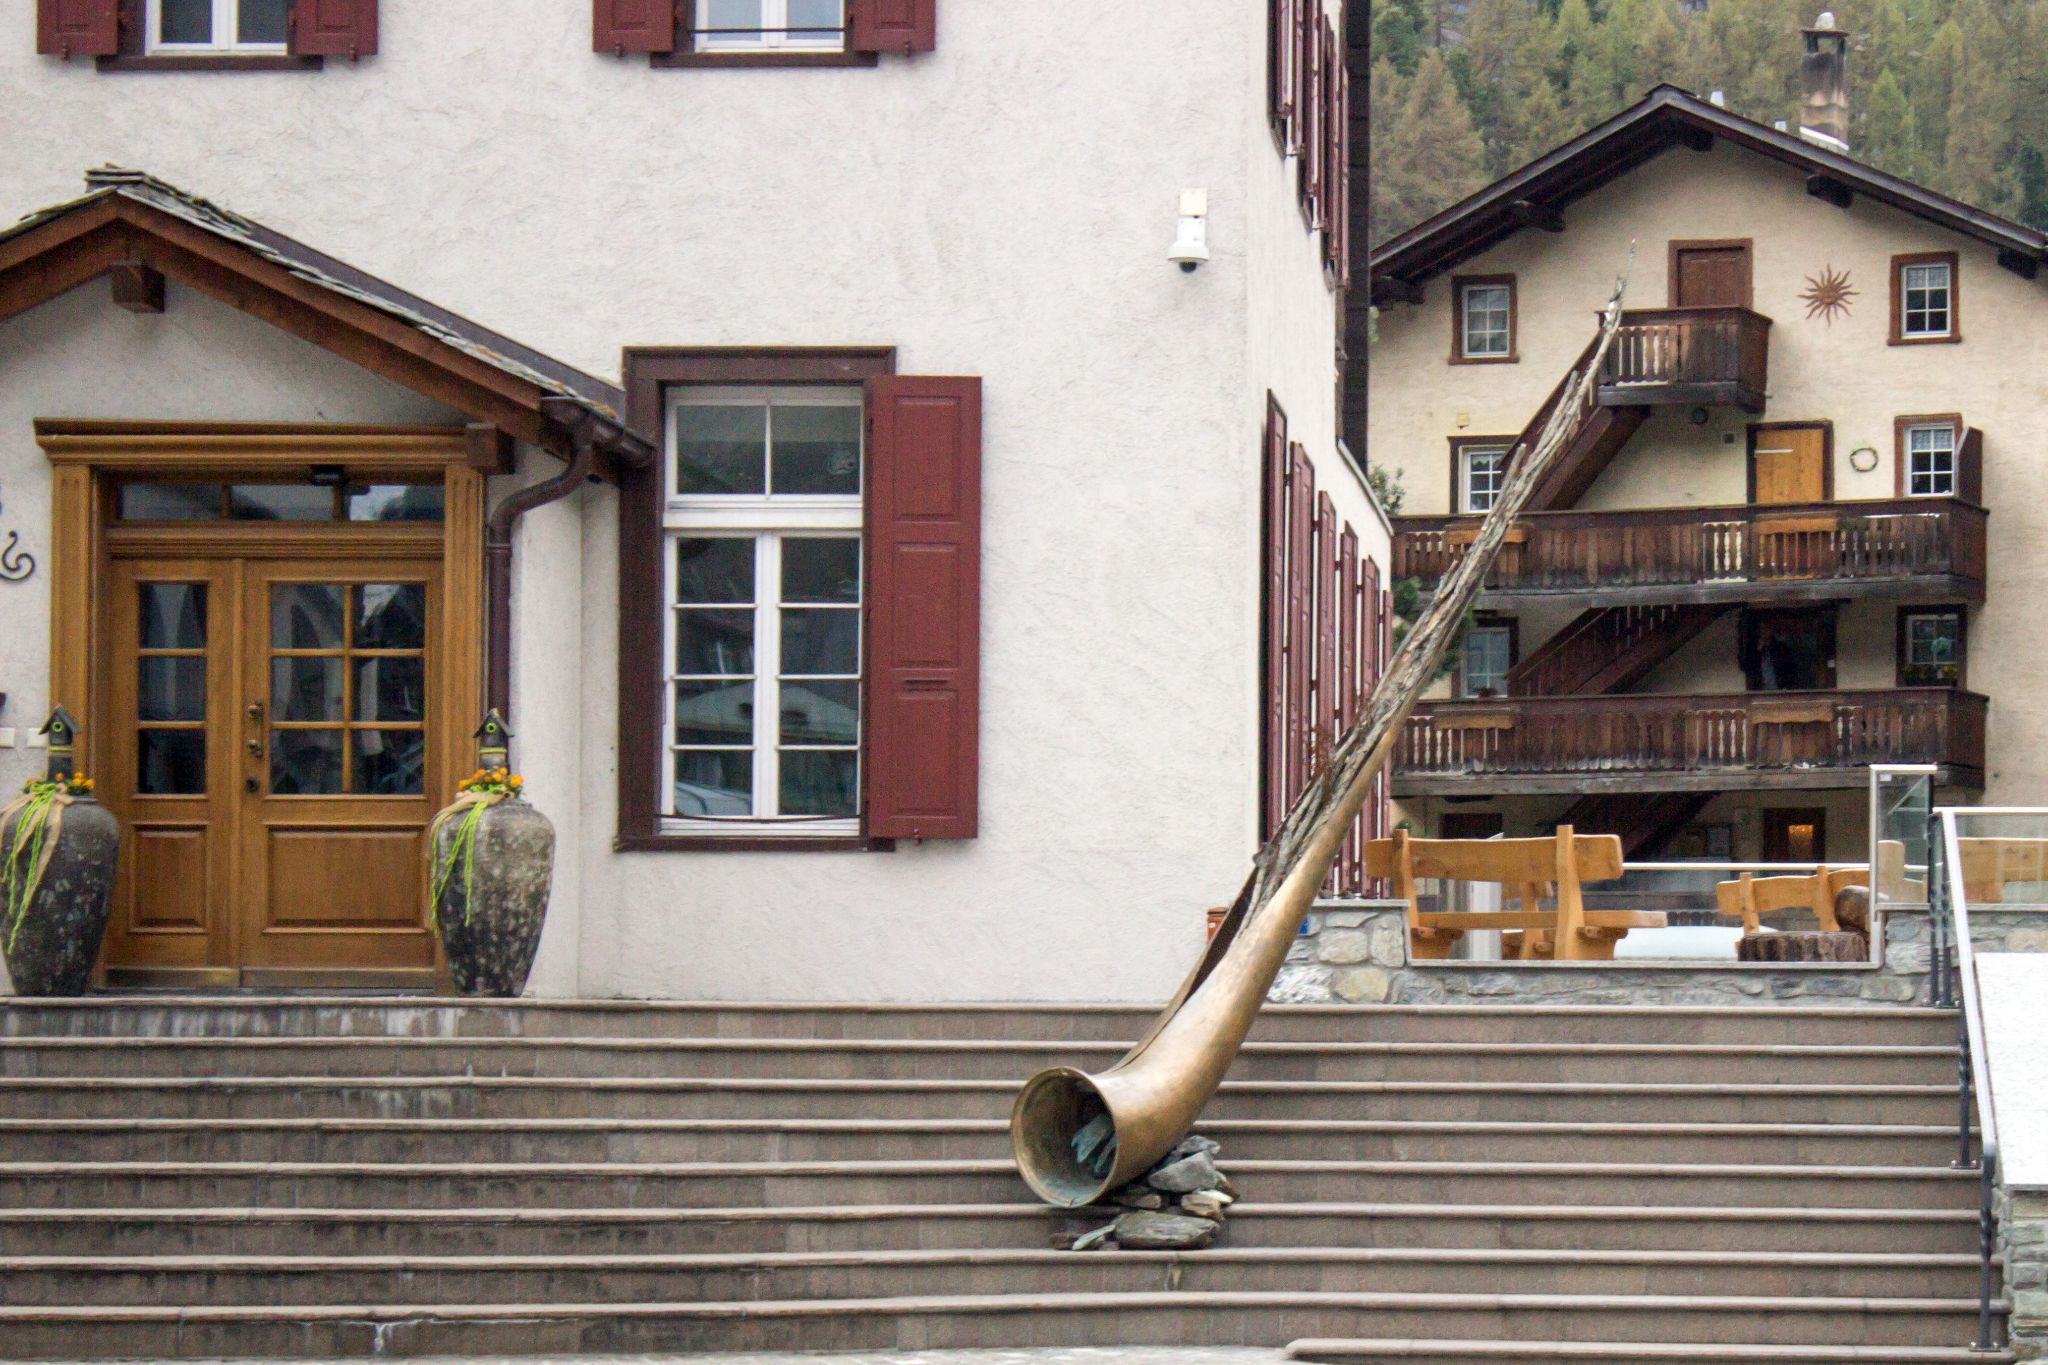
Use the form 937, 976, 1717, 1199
1, 709, 120, 997
429, 711, 554, 997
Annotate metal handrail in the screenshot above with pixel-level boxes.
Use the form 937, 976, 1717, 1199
1933, 805, 2005, 1352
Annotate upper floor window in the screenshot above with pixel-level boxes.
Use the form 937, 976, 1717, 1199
1459, 622, 1516, 698
1893, 253, 1959, 344
1902, 421, 1958, 497
665, 388, 865, 830
696, 0, 845, 52
151, 0, 288, 51
1456, 441, 1510, 514
1454, 276, 1516, 363
1899, 609, 1965, 687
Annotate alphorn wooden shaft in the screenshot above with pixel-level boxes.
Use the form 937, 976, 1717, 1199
1012, 257, 1635, 1207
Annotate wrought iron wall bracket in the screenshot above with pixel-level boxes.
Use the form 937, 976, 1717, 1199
0, 496, 35, 583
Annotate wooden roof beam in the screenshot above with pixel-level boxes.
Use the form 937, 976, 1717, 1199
1371, 274, 1424, 306
1511, 199, 1565, 232
109, 261, 164, 313
1806, 174, 1853, 209
1998, 247, 2040, 279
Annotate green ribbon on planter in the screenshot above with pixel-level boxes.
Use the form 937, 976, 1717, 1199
427, 789, 508, 930
1, 787, 72, 952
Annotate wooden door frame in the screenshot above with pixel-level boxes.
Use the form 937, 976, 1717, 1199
1746, 421, 1835, 503
37, 421, 485, 987
1668, 238, 1755, 309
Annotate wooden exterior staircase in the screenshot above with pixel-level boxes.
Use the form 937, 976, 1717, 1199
1507, 603, 1733, 698
1561, 790, 1717, 858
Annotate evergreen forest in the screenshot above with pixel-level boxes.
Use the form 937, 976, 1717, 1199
1368, 0, 2048, 243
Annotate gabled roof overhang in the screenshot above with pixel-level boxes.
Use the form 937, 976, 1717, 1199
1369, 86, 2048, 305
0, 169, 652, 471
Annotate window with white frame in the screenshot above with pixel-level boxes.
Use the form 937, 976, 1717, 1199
664, 388, 864, 832
1901, 610, 1964, 687
1899, 259, 1954, 339
1459, 282, 1513, 359
1461, 624, 1514, 698
696, 0, 846, 51
148, 0, 289, 52
1904, 422, 1957, 497
1458, 444, 1509, 513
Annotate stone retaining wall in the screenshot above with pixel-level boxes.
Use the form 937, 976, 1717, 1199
2002, 1188, 2046, 1360
1269, 900, 2047, 1006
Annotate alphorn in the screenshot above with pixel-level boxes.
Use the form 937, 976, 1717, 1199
1011, 258, 1636, 1207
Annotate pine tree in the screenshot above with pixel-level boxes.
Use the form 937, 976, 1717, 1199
1374, 51, 1489, 240
1861, 66, 1922, 182
1372, 0, 1430, 77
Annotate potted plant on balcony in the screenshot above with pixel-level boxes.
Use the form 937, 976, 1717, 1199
429, 710, 555, 996
0, 709, 121, 996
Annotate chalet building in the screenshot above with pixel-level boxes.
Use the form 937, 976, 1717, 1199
1364, 79, 2038, 865
0, 0, 1382, 1000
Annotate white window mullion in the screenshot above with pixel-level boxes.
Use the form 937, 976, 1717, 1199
755, 535, 783, 818
213, 0, 235, 45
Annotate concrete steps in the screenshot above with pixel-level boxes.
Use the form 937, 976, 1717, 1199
0, 997, 2002, 1359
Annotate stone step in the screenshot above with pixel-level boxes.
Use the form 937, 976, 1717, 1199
0, 1246, 1993, 1308
0, 1075, 1962, 1125
0, 1203, 1982, 1259
0, 1036, 1958, 1086
1284, 1340, 2016, 1364
0, 1290, 2003, 1357
0, 1159, 1981, 1212
0, 998, 1963, 1046
0, 1116, 1966, 1167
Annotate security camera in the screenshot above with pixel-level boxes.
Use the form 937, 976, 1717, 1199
1169, 189, 1210, 273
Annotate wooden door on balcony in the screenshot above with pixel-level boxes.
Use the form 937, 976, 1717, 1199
1670, 241, 1752, 308
1750, 424, 1829, 505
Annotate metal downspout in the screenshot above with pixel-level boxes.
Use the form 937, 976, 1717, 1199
483, 414, 602, 718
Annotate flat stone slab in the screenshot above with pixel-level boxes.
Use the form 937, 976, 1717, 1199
192, 1352, 1288, 1365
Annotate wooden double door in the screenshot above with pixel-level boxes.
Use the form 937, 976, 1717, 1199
99, 554, 445, 982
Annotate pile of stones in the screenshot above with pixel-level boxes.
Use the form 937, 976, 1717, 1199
1062, 1134, 1235, 1251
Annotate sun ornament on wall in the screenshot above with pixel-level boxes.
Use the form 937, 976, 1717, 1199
1800, 264, 1857, 324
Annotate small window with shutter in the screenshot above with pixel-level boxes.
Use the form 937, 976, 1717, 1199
40, 0, 376, 65
603, 0, 935, 65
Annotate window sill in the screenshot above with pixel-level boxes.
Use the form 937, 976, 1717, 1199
1890, 332, 1962, 346
98, 54, 324, 71
650, 49, 877, 68
615, 833, 894, 853
1449, 352, 1519, 366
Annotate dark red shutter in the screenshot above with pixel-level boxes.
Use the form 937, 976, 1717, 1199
1283, 443, 1314, 813
1268, 0, 1294, 140
1321, 18, 1340, 245
1261, 397, 1290, 838
848, 0, 935, 53
1300, 15, 1323, 222
1337, 527, 1361, 893
289, 0, 376, 56
36, 0, 118, 56
864, 375, 981, 840
1334, 52, 1353, 284
593, 0, 675, 54
1314, 493, 1338, 764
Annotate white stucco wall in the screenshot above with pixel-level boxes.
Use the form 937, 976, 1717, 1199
1979, 953, 2048, 1190
1, 2, 1373, 1000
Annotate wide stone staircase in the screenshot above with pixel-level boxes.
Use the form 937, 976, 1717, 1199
0, 997, 2010, 1361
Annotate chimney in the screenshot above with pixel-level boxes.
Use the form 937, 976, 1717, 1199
1799, 11, 1849, 152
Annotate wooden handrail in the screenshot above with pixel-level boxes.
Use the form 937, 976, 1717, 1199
1397, 687, 1987, 783
1394, 496, 1987, 594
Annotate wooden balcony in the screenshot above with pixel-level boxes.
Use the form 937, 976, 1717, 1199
1392, 497, 1987, 608
1393, 688, 1987, 796
1596, 306, 1771, 412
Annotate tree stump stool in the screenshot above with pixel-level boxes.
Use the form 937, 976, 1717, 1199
1737, 930, 1868, 962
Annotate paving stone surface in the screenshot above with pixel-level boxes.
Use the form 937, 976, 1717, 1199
182, 1353, 1286, 1365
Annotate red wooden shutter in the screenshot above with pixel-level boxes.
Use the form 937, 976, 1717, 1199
593, 0, 676, 54
864, 375, 981, 840
1267, 0, 1294, 140
1261, 397, 1290, 838
289, 0, 376, 56
1321, 17, 1341, 244
1300, 13, 1323, 222
1283, 443, 1315, 813
1337, 527, 1361, 893
36, 0, 118, 56
848, 0, 935, 53
1314, 493, 1338, 768
1334, 51, 1353, 284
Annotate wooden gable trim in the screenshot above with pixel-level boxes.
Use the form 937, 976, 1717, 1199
0, 197, 589, 457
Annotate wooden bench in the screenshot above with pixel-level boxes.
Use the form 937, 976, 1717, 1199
1715, 866, 1871, 962
1956, 837, 2048, 903
1366, 826, 1666, 963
